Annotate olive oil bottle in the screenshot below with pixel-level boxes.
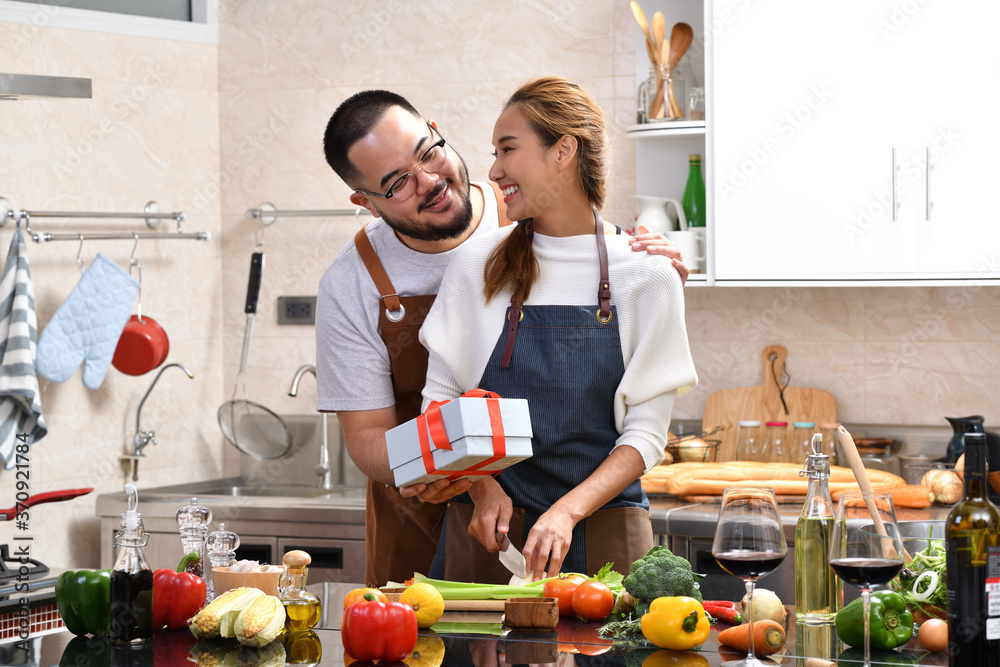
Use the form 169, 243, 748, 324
795, 434, 842, 623
279, 550, 322, 631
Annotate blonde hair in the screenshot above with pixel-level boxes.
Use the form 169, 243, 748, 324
484, 77, 608, 305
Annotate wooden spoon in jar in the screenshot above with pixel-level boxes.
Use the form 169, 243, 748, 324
666, 22, 694, 118
630, 1, 658, 65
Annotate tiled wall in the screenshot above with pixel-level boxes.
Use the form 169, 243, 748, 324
0, 25, 224, 568
1, 1, 997, 569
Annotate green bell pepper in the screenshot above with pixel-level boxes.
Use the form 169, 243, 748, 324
55, 569, 111, 636
835, 590, 914, 651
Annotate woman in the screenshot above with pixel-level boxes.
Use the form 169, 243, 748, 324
419, 77, 697, 581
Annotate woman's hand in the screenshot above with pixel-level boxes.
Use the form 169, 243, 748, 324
467, 477, 514, 552
521, 506, 578, 580
629, 225, 690, 284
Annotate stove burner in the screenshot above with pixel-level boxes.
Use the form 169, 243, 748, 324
0, 544, 48, 583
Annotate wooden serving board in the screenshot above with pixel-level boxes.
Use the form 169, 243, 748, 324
679, 494, 807, 504
702, 345, 837, 462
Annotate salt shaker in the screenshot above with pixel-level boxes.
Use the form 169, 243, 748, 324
175, 497, 212, 580
205, 522, 240, 601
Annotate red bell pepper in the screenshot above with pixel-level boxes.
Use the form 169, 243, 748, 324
152, 553, 207, 630
341, 600, 417, 662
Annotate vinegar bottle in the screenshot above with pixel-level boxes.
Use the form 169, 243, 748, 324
110, 484, 153, 644
279, 550, 322, 631
945, 433, 1000, 666
794, 434, 841, 623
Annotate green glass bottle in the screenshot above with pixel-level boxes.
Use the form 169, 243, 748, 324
682, 154, 706, 228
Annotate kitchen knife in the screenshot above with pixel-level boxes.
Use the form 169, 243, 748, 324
496, 532, 527, 579
0, 487, 94, 520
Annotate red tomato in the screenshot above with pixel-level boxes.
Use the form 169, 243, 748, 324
571, 581, 614, 621
543, 575, 586, 616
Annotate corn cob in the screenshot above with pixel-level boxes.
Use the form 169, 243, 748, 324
189, 587, 265, 639
234, 595, 286, 648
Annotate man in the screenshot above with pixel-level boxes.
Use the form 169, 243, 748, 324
318, 90, 686, 586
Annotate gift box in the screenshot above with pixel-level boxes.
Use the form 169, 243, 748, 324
386, 392, 533, 487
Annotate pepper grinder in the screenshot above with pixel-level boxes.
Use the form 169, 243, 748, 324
175, 497, 212, 580
205, 522, 240, 601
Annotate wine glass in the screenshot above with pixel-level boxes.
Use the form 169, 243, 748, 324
711, 487, 788, 666
828, 492, 904, 667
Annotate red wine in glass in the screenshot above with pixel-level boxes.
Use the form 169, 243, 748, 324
829, 558, 902, 588
714, 550, 786, 579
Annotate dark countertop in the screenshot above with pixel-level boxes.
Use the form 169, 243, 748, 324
15, 581, 948, 666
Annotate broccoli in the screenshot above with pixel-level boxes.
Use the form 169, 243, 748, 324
622, 545, 704, 615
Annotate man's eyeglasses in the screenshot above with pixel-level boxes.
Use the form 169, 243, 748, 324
354, 124, 448, 202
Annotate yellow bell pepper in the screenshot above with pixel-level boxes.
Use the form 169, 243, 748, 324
640, 596, 711, 651
642, 649, 710, 667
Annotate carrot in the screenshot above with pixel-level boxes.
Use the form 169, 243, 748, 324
717, 619, 785, 655
832, 484, 934, 508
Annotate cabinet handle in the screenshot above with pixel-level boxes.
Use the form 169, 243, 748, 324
925, 146, 933, 221
892, 148, 898, 222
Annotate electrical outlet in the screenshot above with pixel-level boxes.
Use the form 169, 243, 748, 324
277, 296, 317, 325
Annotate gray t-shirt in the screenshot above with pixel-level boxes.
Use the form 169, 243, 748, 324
316, 183, 501, 412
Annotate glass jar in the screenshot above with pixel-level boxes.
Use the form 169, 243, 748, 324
636, 65, 656, 124
736, 420, 763, 461
855, 438, 898, 476
762, 421, 789, 463
665, 59, 688, 121
817, 423, 841, 466
688, 86, 705, 121
791, 422, 816, 465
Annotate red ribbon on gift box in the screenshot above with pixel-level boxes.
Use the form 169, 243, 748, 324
417, 389, 508, 480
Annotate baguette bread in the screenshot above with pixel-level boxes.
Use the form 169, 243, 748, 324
641, 461, 904, 496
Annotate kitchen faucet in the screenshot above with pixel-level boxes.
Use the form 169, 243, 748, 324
133, 362, 195, 457
288, 364, 336, 490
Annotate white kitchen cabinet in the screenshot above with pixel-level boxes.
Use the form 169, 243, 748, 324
710, 0, 1000, 281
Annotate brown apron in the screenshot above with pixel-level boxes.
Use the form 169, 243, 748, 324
353, 183, 508, 586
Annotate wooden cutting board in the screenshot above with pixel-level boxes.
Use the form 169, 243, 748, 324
701, 345, 837, 461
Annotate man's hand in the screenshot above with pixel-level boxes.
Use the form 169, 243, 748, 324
466, 477, 514, 552
399, 477, 473, 503
629, 225, 690, 284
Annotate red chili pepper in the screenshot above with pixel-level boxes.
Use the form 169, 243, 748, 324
342, 600, 417, 662
702, 602, 742, 625
152, 553, 207, 630
701, 600, 738, 610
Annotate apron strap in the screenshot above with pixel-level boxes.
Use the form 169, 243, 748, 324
354, 223, 403, 315
501, 210, 611, 368
595, 210, 612, 322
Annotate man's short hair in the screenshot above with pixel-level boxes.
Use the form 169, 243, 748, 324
323, 90, 422, 187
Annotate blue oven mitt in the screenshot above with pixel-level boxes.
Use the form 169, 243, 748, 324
36, 253, 139, 389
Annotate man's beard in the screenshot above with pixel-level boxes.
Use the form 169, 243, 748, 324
376, 157, 474, 243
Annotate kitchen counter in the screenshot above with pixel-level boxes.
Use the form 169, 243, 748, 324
14, 581, 947, 666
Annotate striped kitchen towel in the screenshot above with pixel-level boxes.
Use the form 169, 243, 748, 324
0, 226, 47, 469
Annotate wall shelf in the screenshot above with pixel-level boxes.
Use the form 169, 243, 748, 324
625, 121, 706, 138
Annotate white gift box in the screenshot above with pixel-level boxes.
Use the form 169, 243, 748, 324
386, 396, 533, 487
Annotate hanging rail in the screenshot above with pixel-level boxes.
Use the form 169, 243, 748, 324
246, 202, 365, 225
0, 198, 211, 243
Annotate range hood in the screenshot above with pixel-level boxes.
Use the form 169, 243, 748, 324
0, 73, 92, 101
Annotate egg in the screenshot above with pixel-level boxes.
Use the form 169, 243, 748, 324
918, 618, 949, 653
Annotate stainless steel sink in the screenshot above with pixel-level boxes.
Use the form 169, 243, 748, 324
140, 478, 358, 499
